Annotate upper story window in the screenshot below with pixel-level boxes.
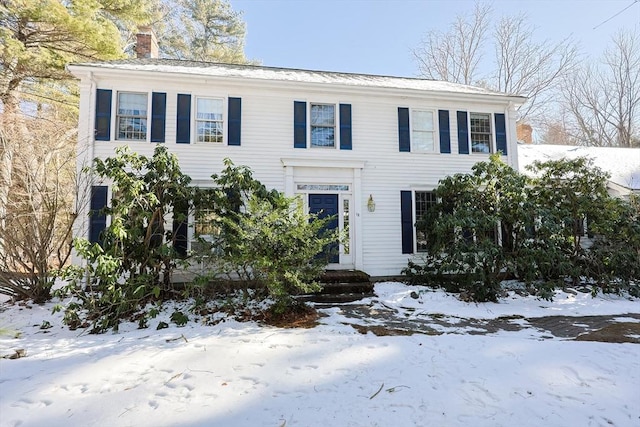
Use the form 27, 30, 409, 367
398, 108, 450, 153
196, 97, 224, 143
411, 110, 435, 152
470, 113, 492, 153
294, 101, 351, 150
310, 103, 336, 148
117, 92, 147, 140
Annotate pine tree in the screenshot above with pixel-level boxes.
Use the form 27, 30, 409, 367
158, 0, 249, 63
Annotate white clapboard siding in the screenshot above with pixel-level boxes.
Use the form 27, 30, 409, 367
70, 61, 524, 277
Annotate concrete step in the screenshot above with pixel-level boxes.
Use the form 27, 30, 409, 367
317, 269, 371, 284
304, 269, 374, 303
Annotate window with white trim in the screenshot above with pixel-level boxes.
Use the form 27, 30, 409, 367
117, 92, 147, 140
415, 191, 438, 252
310, 103, 335, 147
196, 97, 224, 143
412, 110, 435, 152
191, 208, 220, 252
470, 112, 492, 153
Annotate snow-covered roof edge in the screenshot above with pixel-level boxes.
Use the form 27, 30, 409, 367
67, 59, 527, 101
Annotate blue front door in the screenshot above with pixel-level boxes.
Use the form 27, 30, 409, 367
309, 194, 339, 263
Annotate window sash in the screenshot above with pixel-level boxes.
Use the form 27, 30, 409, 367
196, 98, 224, 143
117, 92, 147, 140
310, 103, 335, 147
470, 113, 492, 153
193, 208, 220, 239
343, 198, 350, 255
412, 110, 435, 152
415, 191, 437, 252
191, 208, 221, 252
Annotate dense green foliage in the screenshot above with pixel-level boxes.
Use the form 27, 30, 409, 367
192, 159, 337, 305
404, 154, 640, 301
57, 146, 193, 332
57, 147, 336, 332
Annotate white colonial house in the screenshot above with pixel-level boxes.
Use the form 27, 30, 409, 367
67, 33, 525, 278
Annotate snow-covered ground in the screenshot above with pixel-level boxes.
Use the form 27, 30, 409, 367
1, 282, 638, 427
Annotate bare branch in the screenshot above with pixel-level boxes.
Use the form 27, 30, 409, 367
412, 2, 578, 127
413, 2, 491, 85
561, 28, 640, 147
492, 14, 579, 122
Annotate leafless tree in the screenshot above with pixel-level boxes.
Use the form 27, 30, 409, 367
492, 14, 579, 121
413, 2, 491, 85
0, 108, 83, 302
412, 2, 578, 124
561, 28, 640, 147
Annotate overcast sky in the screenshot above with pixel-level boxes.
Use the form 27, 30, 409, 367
231, 0, 640, 77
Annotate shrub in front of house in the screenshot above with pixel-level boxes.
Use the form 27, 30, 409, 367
56, 147, 336, 332
404, 155, 640, 302
190, 159, 338, 312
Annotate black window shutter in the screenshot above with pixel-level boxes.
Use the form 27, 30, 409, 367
228, 97, 242, 146
438, 110, 451, 153
400, 190, 414, 254
339, 103, 352, 150
150, 92, 166, 143
398, 107, 410, 152
95, 89, 112, 141
457, 111, 469, 154
176, 94, 191, 144
495, 113, 507, 155
294, 101, 307, 148
89, 186, 108, 245
172, 198, 189, 257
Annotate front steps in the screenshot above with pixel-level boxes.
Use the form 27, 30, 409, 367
301, 270, 374, 303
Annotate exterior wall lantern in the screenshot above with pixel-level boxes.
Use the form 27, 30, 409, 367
367, 194, 376, 212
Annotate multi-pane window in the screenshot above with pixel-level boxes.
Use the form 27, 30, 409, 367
117, 92, 147, 140
191, 208, 220, 252
343, 199, 350, 255
412, 110, 435, 152
415, 191, 437, 252
470, 113, 492, 153
196, 98, 224, 143
310, 103, 335, 147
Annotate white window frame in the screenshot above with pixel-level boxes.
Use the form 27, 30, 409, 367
413, 190, 438, 253
116, 91, 149, 141
469, 112, 494, 154
309, 102, 337, 149
189, 206, 222, 253
195, 96, 225, 144
411, 109, 437, 153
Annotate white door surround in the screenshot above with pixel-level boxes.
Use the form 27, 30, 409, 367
281, 158, 365, 270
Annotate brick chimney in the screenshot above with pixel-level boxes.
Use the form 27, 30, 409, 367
517, 122, 533, 144
136, 26, 158, 59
